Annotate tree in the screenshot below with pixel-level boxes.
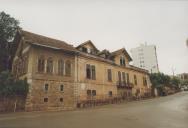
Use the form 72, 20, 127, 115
0, 71, 29, 97
149, 73, 170, 87
150, 73, 172, 96
170, 77, 180, 89
0, 11, 19, 72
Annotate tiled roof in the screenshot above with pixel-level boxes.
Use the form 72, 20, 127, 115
20, 30, 76, 52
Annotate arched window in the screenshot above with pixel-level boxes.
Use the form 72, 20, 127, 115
46, 57, 53, 74
65, 60, 71, 76
58, 59, 64, 75
38, 56, 45, 73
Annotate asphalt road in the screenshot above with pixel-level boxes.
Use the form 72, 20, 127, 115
0, 92, 188, 128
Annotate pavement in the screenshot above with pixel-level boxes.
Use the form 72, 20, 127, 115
0, 92, 188, 128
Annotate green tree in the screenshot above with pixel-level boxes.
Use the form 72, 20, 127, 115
170, 77, 180, 89
149, 73, 170, 87
0, 71, 29, 97
0, 11, 20, 72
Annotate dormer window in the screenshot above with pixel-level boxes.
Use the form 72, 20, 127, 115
120, 56, 126, 66
82, 47, 87, 53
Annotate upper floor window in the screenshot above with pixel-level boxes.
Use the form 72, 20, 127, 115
107, 69, 112, 82
46, 57, 53, 74
134, 75, 137, 85
82, 47, 87, 53
22, 56, 28, 74
122, 72, 126, 83
118, 71, 121, 82
91, 65, 96, 80
86, 64, 96, 80
120, 56, 125, 66
38, 56, 45, 73
58, 59, 64, 76
65, 60, 71, 76
127, 73, 130, 84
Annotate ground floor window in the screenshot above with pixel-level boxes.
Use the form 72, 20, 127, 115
108, 91, 113, 97
60, 98, 63, 102
92, 90, 96, 96
87, 90, 96, 96
44, 98, 48, 102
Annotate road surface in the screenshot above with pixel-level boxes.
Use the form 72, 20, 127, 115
0, 92, 188, 128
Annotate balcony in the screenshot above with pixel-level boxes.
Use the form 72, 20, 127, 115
116, 81, 133, 89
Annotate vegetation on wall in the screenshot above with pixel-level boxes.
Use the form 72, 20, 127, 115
0, 71, 29, 97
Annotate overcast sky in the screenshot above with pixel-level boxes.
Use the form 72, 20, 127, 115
1, 0, 188, 75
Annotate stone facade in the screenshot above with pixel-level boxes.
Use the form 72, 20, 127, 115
12, 30, 152, 111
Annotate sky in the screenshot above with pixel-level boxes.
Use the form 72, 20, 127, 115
0, 0, 188, 75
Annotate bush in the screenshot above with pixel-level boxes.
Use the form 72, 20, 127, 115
0, 71, 29, 97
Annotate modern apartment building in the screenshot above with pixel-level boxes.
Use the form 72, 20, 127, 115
130, 44, 159, 73
12, 30, 152, 111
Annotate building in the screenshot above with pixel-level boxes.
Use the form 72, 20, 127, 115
177, 73, 188, 81
130, 44, 159, 73
12, 30, 152, 111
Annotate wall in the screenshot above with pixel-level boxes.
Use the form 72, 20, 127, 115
25, 46, 76, 111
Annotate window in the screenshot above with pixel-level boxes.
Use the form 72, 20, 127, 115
60, 98, 63, 102
58, 59, 64, 75
143, 77, 147, 86
122, 72, 126, 82
120, 56, 125, 66
87, 90, 96, 97
60, 85, 64, 92
134, 75, 137, 85
65, 60, 71, 76
21, 55, 28, 75
127, 73, 130, 84
44, 98, 48, 102
86, 64, 91, 79
107, 69, 112, 82
46, 57, 53, 74
109, 91, 113, 97
86, 64, 96, 80
82, 47, 87, 53
38, 56, 45, 73
87, 90, 91, 96
44, 84, 49, 91
91, 65, 96, 80
92, 90, 96, 96
118, 71, 121, 82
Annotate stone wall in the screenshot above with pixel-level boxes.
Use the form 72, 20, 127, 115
0, 96, 26, 113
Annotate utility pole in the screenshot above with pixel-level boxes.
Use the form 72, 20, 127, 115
171, 67, 176, 77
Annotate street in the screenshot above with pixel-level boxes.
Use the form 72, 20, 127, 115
0, 92, 188, 128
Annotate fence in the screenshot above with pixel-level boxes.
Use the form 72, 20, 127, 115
76, 92, 152, 108
0, 96, 26, 113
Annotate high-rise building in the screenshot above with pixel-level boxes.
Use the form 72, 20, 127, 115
130, 44, 159, 73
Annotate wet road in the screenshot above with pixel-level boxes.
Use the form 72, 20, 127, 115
0, 92, 188, 128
